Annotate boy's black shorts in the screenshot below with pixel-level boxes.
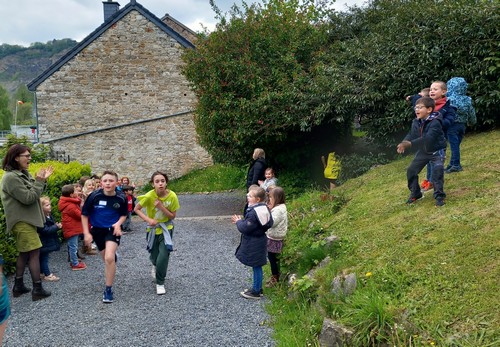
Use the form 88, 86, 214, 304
90, 227, 121, 251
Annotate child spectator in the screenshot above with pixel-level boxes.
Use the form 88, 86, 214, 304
445, 77, 477, 173
420, 81, 456, 191
258, 168, 278, 192
82, 171, 128, 303
321, 151, 341, 190
82, 179, 96, 201
265, 187, 288, 288
405, 87, 430, 108
91, 174, 101, 189
0, 254, 10, 343
397, 97, 447, 207
58, 184, 87, 271
81, 179, 98, 255
232, 187, 273, 299
134, 172, 179, 295
122, 185, 136, 232
38, 196, 62, 281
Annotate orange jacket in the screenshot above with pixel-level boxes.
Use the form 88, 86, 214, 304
58, 196, 83, 239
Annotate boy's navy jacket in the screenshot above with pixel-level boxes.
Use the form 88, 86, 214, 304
403, 113, 447, 154
438, 99, 456, 134
37, 215, 61, 253
235, 203, 273, 267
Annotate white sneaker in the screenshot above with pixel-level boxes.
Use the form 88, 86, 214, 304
151, 266, 156, 279
91, 242, 97, 250
156, 284, 166, 295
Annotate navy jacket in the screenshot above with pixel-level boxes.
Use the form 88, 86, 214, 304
246, 158, 266, 188
37, 215, 61, 253
403, 113, 447, 154
235, 203, 273, 267
438, 100, 456, 135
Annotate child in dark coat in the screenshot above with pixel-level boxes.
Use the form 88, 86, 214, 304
397, 97, 447, 207
37, 196, 62, 281
232, 187, 273, 299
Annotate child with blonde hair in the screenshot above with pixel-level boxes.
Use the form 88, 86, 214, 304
232, 187, 273, 299
37, 196, 62, 281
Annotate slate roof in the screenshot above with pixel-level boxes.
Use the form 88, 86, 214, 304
28, 0, 195, 91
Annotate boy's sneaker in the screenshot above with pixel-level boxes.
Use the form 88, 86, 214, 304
102, 288, 114, 303
71, 262, 87, 271
406, 194, 423, 205
420, 180, 430, 190
435, 198, 445, 207
240, 289, 262, 300
156, 284, 166, 295
422, 182, 433, 191
445, 166, 463, 173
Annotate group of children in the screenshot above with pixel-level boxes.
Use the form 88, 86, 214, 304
399, 77, 476, 206
233, 166, 288, 300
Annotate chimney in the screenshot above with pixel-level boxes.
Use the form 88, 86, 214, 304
103, 0, 120, 22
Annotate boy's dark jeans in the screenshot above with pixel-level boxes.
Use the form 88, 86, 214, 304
407, 149, 446, 200
447, 122, 466, 168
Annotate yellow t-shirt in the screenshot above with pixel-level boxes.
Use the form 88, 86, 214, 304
137, 189, 180, 235
323, 152, 341, 180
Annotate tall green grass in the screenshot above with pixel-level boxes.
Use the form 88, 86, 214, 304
266, 130, 499, 346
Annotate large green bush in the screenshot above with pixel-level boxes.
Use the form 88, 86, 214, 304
182, 0, 353, 169
321, 0, 499, 146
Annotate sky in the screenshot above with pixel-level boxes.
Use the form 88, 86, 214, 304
0, 0, 366, 47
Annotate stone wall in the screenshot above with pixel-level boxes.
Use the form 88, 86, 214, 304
34, 10, 212, 185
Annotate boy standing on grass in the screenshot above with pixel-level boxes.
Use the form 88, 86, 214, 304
397, 97, 447, 207
82, 171, 128, 303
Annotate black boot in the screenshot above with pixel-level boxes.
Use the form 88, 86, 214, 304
32, 281, 51, 301
13, 277, 31, 297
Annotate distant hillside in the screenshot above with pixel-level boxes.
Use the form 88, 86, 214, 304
0, 39, 77, 94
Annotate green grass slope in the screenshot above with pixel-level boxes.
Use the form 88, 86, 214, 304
271, 130, 499, 346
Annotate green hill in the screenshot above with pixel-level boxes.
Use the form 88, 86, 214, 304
270, 130, 499, 346
0, 39, 77, 94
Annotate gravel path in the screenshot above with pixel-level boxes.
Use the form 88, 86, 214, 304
3, 191, 274, 347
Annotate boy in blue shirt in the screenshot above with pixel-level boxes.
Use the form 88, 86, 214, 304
397, 97, 447, 207
82, 170, 128, 303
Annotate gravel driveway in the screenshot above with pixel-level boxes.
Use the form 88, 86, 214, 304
3, 191, 274, 346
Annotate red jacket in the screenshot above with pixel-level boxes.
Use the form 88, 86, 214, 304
58, 196, 83, 239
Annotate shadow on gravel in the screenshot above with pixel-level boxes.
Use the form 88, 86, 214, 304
176, 190, 246, 218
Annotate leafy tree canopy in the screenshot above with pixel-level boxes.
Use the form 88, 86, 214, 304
321, 0, 500, 145
182, 0, 353, 168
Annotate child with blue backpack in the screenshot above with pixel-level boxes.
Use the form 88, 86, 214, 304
445, 77, 477, 173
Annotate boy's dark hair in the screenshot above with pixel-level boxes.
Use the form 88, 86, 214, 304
102, 170, 119, 180
416, 97, 435, 111
61, 184, 75, 197
150, 171, 169, 184
122, 185, 134, 191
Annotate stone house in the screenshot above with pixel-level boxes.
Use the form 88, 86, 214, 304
27, 0, 212, 185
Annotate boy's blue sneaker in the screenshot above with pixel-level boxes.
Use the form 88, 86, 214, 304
103, 288, 114, 303
435, 198, 445, 207
406, 194, 423, 204
445, 166, 463, 173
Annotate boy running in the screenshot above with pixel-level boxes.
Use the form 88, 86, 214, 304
82, 171, 127, 303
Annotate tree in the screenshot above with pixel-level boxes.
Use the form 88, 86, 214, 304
320, 0, 500, 145
182, 0, 353, 168
0, 85, 12, 130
